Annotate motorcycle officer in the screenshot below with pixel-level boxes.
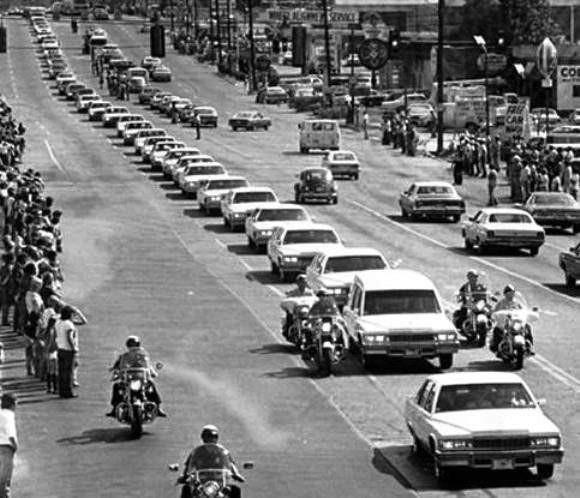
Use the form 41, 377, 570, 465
106, 335, 167, 417
490, 285, 535, 354
303, 289, 349, 356
453, 269, 489, 329
178, 425, 245, 498
279, 274, 314, 339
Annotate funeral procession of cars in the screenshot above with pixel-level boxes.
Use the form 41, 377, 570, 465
11, 4, 580, 497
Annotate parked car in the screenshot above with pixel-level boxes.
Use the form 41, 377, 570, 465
399, 181, 466, 222
531, 108, 561, 127
407, 102, 436, 128
138, 86, 161, 105
559, 241, 580, 287
462, 207, 545, 255
405, 371, 564, 481
228, 111, 271, 131
294, 167, 338, 204
321, 150, 360, 180
381, 92, 427, 113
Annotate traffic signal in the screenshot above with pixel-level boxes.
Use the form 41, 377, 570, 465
0, 26, 7, 54
150, 24, 165, 58
388, 28, 400, 57
497, 30, 506, 51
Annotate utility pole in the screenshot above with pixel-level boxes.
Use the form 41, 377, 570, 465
226, 0, 232, 52
321, 0, 332, 91
193, 0, 199, 38
248, 0, 257, 92
215, 0, 223, 66
436, 0, 445, 155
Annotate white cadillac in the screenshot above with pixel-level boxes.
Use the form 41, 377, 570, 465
405, 371, 564, 481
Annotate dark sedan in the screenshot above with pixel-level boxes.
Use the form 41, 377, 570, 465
519, 192, 580, 233
228, 111, 271, 131
294, 167, 338, 204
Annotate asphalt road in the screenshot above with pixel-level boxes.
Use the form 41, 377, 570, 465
1, 16, 580, 498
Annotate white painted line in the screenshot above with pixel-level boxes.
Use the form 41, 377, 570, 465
214, 238, 227, 250
348, 198, 580, 305
267, 284, 284, 297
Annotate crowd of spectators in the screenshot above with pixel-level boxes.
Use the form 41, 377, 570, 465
0, 93, 87, 400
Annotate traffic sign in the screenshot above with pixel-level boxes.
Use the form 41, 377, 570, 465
358, 39, 389, 71
536, 37, 557, 78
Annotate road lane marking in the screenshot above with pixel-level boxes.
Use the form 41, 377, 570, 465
348, 199, 580, 305
44, 140, 69, 177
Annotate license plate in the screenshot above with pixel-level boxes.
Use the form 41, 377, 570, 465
492, 458, 514, 470
405, 348, 420, 357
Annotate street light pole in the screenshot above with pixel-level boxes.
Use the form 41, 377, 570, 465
484, 48, 490, 137
215, 0, 223, 67
248, 0, 257, 92
321, 0, 332, 91
349, 23, 355, 124
436, 0, 445, 155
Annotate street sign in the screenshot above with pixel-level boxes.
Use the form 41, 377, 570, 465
358, 39, 388, 71
542, 77, 553, 88
536, 37, 557, 78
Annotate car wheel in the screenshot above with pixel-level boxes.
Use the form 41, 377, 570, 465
565, 274, 576, 287
529, 247, 539, 256
464, 236, 473, 250
332, 196, 338, 205
199, 202, 205, 212
452, 215, 460, 223
411, 434, 425, 457
223, 217, 229, 228
433, 460, 448, 481
573, 224, 580, 234
401, 206, 408, 218
295, 192, 301, 204
300, 147, 309, 154
439, 354, 453, 370
537, 464, 555, 480
264, 126, 269, 131
352, 173, 359, 180
247, 236, 254, 248
232, 126, 237, 131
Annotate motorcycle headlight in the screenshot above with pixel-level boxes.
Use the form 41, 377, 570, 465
130, 379, 142, 391
439, 439, 473, 451
202, 481, 220, 497
321, 322, 332, 332
530, 436, 560, 448
512, 322, 523, 332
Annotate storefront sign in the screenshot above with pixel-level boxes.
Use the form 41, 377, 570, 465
476, 53, 508, 75
266, 9, 357, 26
557, 65, 580, 111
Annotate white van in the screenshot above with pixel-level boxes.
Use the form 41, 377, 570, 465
127, 67, 149, 84
298, 119, 341, 154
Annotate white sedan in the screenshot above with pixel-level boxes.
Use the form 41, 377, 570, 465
221, 187, 279, 231
405, 371, 564, 481
462, 208, 545, 256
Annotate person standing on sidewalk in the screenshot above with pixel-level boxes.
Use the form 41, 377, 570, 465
192, 113, 201, 140
55, 306, 80, 398
361, 108, 369, 140
487, 167, 499, 206
0, 393, 18, 498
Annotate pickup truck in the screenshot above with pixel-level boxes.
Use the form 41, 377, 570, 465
559, 242, 580, 287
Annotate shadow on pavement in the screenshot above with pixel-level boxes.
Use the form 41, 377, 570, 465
464, 359, 519, 371
262, 366, 309, 379
245, 270, 279, 285
543, 283, 580, 298
165, 192, 188, 201
248, 343, 297, 355
202, 223, 228, 234
56, 427, 142, 445
226, 244, 254, 256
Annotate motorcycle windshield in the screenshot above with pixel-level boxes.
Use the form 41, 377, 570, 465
195, 469, 229, 484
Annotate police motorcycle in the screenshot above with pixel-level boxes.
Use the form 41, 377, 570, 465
169, 463, 253, 498
453, 274, 492, 347
111, 362, 163, 438
302, 313, 348, 376
491, 292, 538, 370
280, 294, 318, 349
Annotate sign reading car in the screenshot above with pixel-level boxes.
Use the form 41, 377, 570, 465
504, 103, 531, 140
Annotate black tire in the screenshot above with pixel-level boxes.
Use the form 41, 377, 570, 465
232, 126, 237, 131
321, 349, 332, 376
353, 173, 359, 180
295, 192, 301, 204
464, 237, 473, 250
439, 354, 453, 370
130, 405, 143, 438
537, 463, 555, 480
476, 323, 488, 347
529, 247, 539, 256
223, 217, 229, 228
565, 274, 576, 288
401, 206, 408, 218
247, 236, 254, 248
573, 224, 580, 234
452, 215, 460, 223
270, 261, 279, 275
515, 345, 524, 370
300, 147, 308, 154
332, 196, 338, 205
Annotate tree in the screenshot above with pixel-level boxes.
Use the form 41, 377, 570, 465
453, 0, 561, 45
500, 0, 561, 44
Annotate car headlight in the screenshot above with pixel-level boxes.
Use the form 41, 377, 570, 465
363, 334, 388, 345
283, 256, 298, 263
530, 436, 560, 448
187, 180, 199, 187
437, 332, 457, 341
258, 229, 272, 236
233, 212, 245, 218
325, 287, 344, 295
209, 196, 221, 201
439, 439, 473, 451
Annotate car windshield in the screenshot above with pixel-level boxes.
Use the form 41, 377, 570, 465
257, 208, 306, 221
206, 179, 247, 190
304, 170, 332, 182
332, 153, 355, 161
417, 186, 453, 195
283, 230, 338, 244
435, 383, 535, 412
185, 166, 225, 176
233, 192, 276, 204
235, 112, 254, 118
170, 150, 198, 159
363, 290, 440, 315
197, 109, 214, 115
488, 213, 532, 223
182, 157, 213, 166
531, 193, 575, 205
324, 256, 386, 273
